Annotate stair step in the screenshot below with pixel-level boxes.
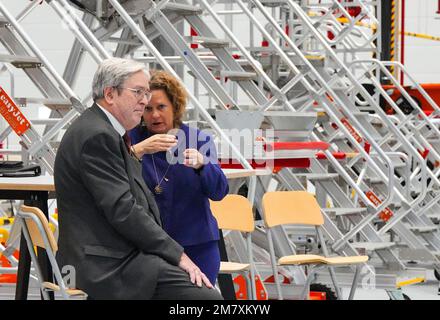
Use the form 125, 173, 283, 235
257, 0, 286, 6
327, 133, 346, 142
107, 37, 143, 46
322, 207, 367, 217
427, 138, 440, 144
366, 177, 383, 184
164, 3, 203, 16
264, 111, 317, 131
29, 119, 61, 125
294, 173, 339, 181
220, 70, 257, 81
390, 202, 402, 209
393, 162, 407, 169
189, 69, 257, 84
352, 111, 371, 117
426, 213, 440, 220
14, 97, 72, 111
50, 141, 61, 150
189, 36, 229, 48
408, 226, 438, 233
292, 54, 325, 67
0, 15, 7, 26
398, 248, 437, 262
0, 148, 23, 155
0, 54, 41, 68
351, 241, 396, 251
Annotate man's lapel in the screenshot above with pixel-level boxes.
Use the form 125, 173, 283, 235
129, 157, 162, 226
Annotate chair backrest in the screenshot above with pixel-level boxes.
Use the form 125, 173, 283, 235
262, 191, 324, 227
210, 194, 254, 232
20, 205, 58, 252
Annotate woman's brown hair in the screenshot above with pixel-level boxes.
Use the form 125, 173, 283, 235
149, 70, 188, 128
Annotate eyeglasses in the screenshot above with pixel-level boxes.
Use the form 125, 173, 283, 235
119, 87, 152, 101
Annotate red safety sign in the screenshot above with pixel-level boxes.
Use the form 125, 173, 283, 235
341, 117, 363, 143
365, 191, 394, 222
0, 86, 31, 136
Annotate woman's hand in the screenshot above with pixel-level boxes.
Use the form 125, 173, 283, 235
183, 149, 204, 170
132, 134, 177, 158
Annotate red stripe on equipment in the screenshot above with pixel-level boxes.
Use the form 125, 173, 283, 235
190, 27, 198, 49
264, 141, 329, 152
219, 158, 311, 170
419, 149, 430, 159
316, 152, 346, 160
364, 141, 371, 154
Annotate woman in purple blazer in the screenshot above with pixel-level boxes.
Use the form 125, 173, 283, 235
129, 70, 229, 284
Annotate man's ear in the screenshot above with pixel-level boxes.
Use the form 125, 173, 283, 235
103, 86, 115, 104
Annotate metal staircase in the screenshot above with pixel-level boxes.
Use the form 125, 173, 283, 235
0, 1, 86, 174
277, 0, 440, 279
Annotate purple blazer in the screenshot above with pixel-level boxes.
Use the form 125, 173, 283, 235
129, 124, 229, 246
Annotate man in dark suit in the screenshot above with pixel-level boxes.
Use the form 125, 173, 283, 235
54, 58, 222, 300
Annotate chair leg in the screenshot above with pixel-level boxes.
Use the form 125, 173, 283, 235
348, 264, 362, 300
247, 236, 257, 300
267, 230, 283, 300
300, 268, 317, 300
249, 267, 257, 300
327, 266, 343, 300
316, 228, 343, 299
244, 272, 252, 300
21, 224, 50, 300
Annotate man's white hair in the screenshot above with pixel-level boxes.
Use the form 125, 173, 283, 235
92, 58, 149, 101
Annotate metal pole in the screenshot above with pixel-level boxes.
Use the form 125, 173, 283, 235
400, 0, 405, 85
16, 0, 42, 22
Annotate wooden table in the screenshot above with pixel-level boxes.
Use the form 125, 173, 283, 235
222, 168, 272, 179
0, 175, 55, 300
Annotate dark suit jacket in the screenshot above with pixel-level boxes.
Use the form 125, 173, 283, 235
54, 104, 184, 299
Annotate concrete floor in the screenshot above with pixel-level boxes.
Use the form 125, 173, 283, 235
341, 270, 440, 300
0, 270, 438, 300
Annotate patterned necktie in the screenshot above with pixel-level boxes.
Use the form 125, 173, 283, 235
123, 132, 131, 152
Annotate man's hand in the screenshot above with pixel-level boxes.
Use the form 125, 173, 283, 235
178, 252, 213, 288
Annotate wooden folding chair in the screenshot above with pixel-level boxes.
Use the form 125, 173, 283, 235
17, 205, 87, 300
261, 191, 368, 300
210, 194, 256, 300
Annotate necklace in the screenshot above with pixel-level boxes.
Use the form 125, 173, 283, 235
151, 154, 171, 194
